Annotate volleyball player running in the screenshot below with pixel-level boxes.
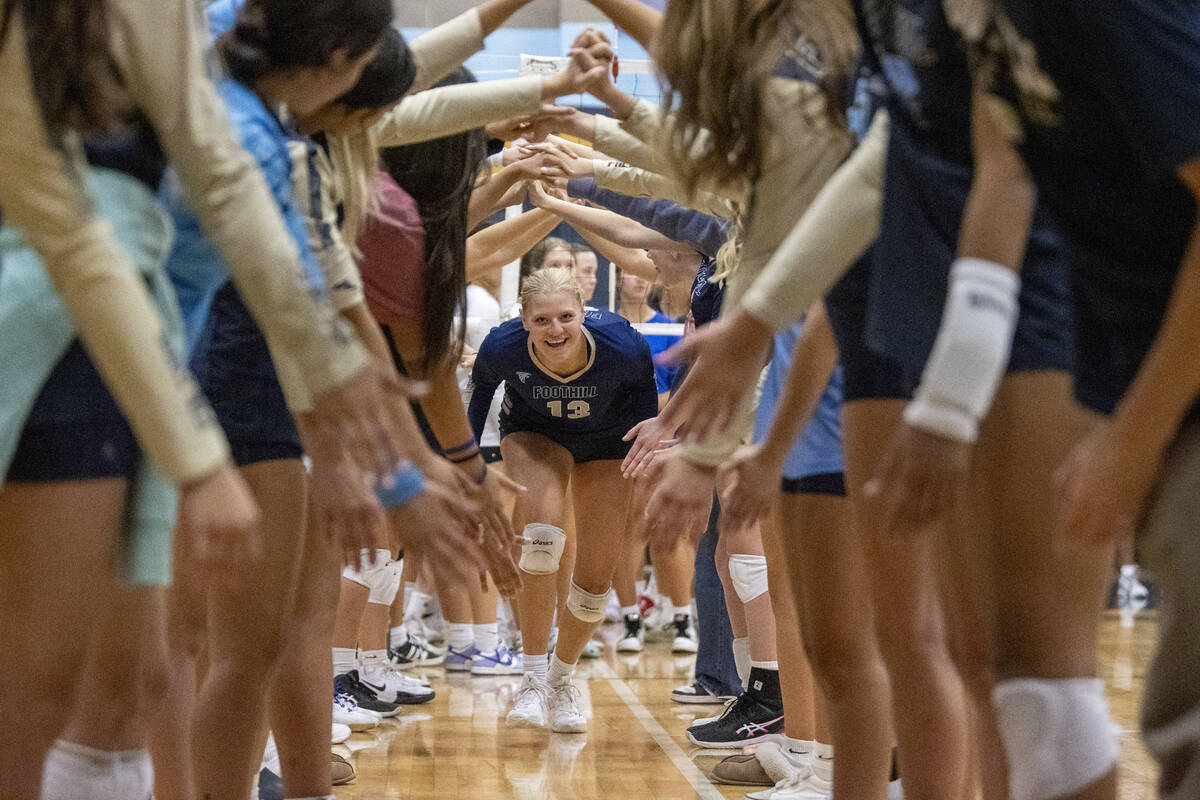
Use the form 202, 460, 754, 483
468, 268, 658, 733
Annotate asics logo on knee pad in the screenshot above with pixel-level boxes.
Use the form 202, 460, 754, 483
519, 523, 566, 574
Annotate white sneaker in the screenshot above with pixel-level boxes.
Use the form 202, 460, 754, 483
506, 674, 550, 728
751, 768, 831, 800
472, 645, 523, 676
617, 613, 645, 652
332, 692, 380, 731
331, 722, 352, 744
360, 659, 435, 704
671, 613, 699, 654
549, 680, 587, 733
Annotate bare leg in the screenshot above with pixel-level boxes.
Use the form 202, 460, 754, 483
762, 508, 815, 741
0, 479, 125, 800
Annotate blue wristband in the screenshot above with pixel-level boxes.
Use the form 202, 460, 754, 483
375, 463, 426, 509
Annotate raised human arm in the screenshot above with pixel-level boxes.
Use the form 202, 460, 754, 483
567, 177, 729, 258
582, 0, 662, 53
528, 180, 684, 251
571, 225, 658, 281
466, 208, 561, 281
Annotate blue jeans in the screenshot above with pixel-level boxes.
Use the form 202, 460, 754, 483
693, 495, 740, 696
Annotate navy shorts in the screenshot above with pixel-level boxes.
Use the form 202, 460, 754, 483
6, 340, 139, 482
191, 282, 302, 467
781, 471, 846, 497
824, 253, 918, 403
481, 446, 503, 464
499, 408, 633, 464
866, 122, 1074, 376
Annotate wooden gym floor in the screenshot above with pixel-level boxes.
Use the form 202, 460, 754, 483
335, 611, 1160, 799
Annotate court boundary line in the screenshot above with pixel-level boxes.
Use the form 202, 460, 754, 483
596, 661, 727, 800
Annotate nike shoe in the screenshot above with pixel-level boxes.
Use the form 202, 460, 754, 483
335, 671, 401, 718
332, 690, 380, 731
389, 634, 445, 669
671, 613, 699, 654
580, 639, 602, 660
617, 613, 645, 652
506, 674, 550, 728
359, 660, 435, 704
686, 693, 785, 748
548, 680, 587, 733
744, 741, 819, 799
671, 681, 734, 705
472, 645, 523, 676
445, 644, 479, 673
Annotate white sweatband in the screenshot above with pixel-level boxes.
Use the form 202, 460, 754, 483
993, 678, 1119, 800
728, 554, 769, 603
566, 581, 608, 623
518, 523, 566, 575
904, 258, 1020, 443
342, 549, 400, 605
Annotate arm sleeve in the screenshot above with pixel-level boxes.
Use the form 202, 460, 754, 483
407, 8, 485, 93
738, 109, 889, 331
569, 179, 729, 259
593, 113, 671, 175
0, 11, 229, 484
467, 339, 503, 441
108, 0, 368, 403
374, 76, 542, 147
593, 161, 736, 219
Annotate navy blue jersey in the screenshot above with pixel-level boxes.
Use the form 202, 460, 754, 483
979, 0, 1200, 412
690, 257, 724, 329
468, 309, 658, 442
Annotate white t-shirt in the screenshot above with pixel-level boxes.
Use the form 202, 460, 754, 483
459, 285, 503, 448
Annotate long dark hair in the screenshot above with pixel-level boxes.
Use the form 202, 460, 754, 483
0, 0, 126, 136
216, 0, 391, 86
379, 68, 487, 377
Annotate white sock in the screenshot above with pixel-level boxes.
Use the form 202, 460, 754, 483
405, 590, 433, 622
547, 654, 575, 686
659, 599, 676, 619
446, 622, 474, 651
332, 646, 358, 677
620, 604, 640, 618
474, 622, 500, 654
784, 736, 814, 762
733, 637, 751, 688
812, 741, 834, 782
389, 625, 409, 650
41, 740, 153, 800
1120, 563, 1138, 579
360, 648, 388, 680
524, 652, 549, 683
750, 659, 780, 670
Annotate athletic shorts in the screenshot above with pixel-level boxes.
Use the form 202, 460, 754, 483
499, 408, 633, 464
781, 472, 845, 497
865, 122, 1074, 376
825, 253, 918, 403
6, 340, 139, 482
191, 281, 302, 467
480, 446, 503, 464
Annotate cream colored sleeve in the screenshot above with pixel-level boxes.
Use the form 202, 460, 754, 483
592, 161, 736, 219
740, 110, 890, 332
108, 0, 369, 402
593, 114, 671, 175
680, 78, 855, 467
374, 76, 543, 147
408, 8, 485, 93
0, 12, 228, 484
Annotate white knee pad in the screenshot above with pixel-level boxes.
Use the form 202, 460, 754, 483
519, 523, 566, 575
342, 549, 401, 605
993, 678, 1119, 800
728, 554, 769, 603
566, 582, 608, 623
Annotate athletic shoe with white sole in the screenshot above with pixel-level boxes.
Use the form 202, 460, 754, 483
389, 634, 445, 669
671, 681, 735, 704
756, 769, 832, 800
332, 691, 380, 731
617, 613, 645, 653
445, 644, 479, 673
472, 645, 522, 676
330, 752, 355, 786
686, 693, 785, 748
671, 613, 699, 653
331, 722, 352, 745
359, 660, 435, 704
506, 674, 550, 728
335, 671, 401, 718
548, 680, 587, 733
580, 639, 602, 660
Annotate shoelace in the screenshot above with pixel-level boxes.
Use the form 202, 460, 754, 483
334, 692, 358, 711
552, 682, 583, 712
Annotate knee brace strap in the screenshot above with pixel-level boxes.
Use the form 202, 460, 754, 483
728, 554, 769, 603
566, 582, 608, 623
993, 678, 1118, 800
519, 523, 566, 575
342, 549, 401, 605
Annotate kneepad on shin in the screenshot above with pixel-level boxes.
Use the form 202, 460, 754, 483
519, 523, 566, 574
342, 549, 401, 605
728, 554, 769, 603
566, 581, 608, 623
993, 677, 1118, 800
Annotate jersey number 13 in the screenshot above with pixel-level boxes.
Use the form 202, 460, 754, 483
546, 400, 591, 419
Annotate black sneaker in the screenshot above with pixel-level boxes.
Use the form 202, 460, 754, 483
335, 671, 401, 718
686, 692, 784, 747
389, 635, 445, 668
671, 681, 735, 705
617, 613, 645, 652
672, 613, 698, 653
